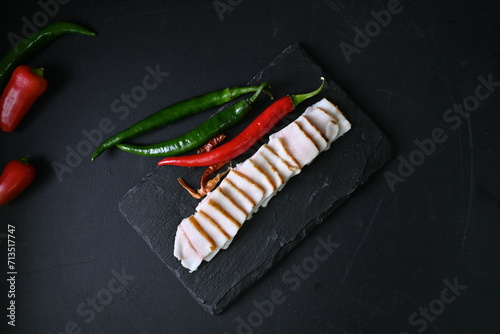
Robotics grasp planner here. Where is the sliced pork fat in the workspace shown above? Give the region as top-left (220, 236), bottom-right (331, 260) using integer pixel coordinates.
top-left (269, 122), bottom-right (320, 167)
top-left (258, 145), bottom-right (296, 190)
top-left (311, 98), bottom-right (351, 138)
top-left (266, 138), bottom-right (301, 176)
top-left (173, 98), bottom-right (351, 271)
top-left (173, 226), bottom-right (204, 272)
top-left (303, 108), bottom-right (340, 148)
top-left (294, 115), bottom-right (329, 152)
top-left (235, 159), bottom-right (276, 207)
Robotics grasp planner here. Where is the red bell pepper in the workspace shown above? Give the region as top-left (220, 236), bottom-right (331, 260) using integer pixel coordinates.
top-left (0, 156), bottom-right (36, 205)
top-left (158, 78), bottom-right (325, 167)
top-left (0, 65), bottom-right (48, 132)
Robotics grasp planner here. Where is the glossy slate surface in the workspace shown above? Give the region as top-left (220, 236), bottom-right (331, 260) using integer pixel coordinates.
top-left (119, 44), bottom-right (392, 315)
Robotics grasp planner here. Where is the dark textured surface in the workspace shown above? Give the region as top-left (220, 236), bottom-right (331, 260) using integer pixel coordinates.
top-left (119, 44), bottom-right (392, 314)
top-left (1, 1), bottom-right (499, 333)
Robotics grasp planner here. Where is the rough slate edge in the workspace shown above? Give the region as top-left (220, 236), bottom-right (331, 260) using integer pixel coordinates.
top-left (119, 44), bottom-right (393, 315)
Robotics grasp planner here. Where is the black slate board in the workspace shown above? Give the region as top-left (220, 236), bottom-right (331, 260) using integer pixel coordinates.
top-left (119, 44), bottom-right (392, 315)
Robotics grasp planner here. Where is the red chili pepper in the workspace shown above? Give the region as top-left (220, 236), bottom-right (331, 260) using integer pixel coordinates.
top-left (0, 65), bottom-right (48, 132)
top-left (0, 156), bottom-right (36, 205)
top-left (158, 78), bottom-right (325, 167)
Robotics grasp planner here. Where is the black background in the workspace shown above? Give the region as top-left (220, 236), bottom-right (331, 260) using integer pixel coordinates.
top-left (1, 0), bottom-right (499, 333)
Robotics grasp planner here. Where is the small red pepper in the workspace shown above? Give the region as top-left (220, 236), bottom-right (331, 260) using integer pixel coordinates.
top-left (0, 65), bottom-right (48, 132)
top-left (0, 156), bottom-right (36, 205)
top-left (158, 78), bottom-right (325, 167)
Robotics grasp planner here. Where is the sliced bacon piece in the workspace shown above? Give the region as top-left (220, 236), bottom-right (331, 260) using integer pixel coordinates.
top-left (224, 169), bottom-right (265, 217)
top-left (234, 159), bottom-right (276, 208)
top-left (173, 225), bottom-right (204, 272)
top-left (179, 216), bottom-right (216, 258)
top-left (219, 178), bottom-right (256, 215)
top-left (294, 115), bottom-right (329, 152)
top-left (249, 153), bottom-right (283, 207)
top-left (311, 98), bottom-right (351, 139)
top-left (269, 122), bottom-right (320, 167)
top-left (258, 144), bottom-right (296, 190)
top-left (173, 98), bottom-right (351, 272)
top-left (303, 107), bottom-right (340, 148)
top-left (266, 137), bottom-right (301, 175)
top-left (192, 211), bottom-right (231, 261)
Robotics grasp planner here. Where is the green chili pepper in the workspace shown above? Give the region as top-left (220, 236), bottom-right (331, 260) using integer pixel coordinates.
top-left (0, 22), bottom-right (96, 90)
top-left (91, 84), bottom-right (272, 161)
top-left (115, 82), bottom-right (272, 157)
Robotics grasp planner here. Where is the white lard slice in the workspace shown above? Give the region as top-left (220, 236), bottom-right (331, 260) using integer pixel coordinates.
top-left (179, 216), bottom-right (215, 259)
top-left (269, 122), bottom-right (320, 168)
top-left (310, 98), bottom-right (351, 139)
top-left (266, 137), bottom-right (301, 177)
top-left (248, 153), bottom-right (283, 207)
top-left (174, 98), bottom-right (351, 272)
top-left (294, 115), bottom-right (329, 152)
top-left (173, 226), bottom-right (203, 272)
top-left (258, 145), bottom-right (296, 189)
top-left (192, 211), bottom-right (231, 261)
top-left (196, 187), bottom-right (247, 226)
top-left (218, 179), bottom-right (256, 216)
top-left (234, 159), bottom-right (276, 208)
top-left (302, 106), bottom-right (340, 148)
top-left (224, 169), bottom-right (265, 218)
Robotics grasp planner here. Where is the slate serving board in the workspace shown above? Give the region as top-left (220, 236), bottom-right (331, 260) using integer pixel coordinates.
top-left (119, 44), bottom-right (392, 315)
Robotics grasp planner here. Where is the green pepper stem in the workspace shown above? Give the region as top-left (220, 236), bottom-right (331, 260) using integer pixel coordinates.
top-left (290, 77), bottom-right (325, 107)
top-left (247, 81), bottom-right (272, 103)
top-left (19, 156), bottom-right (31, 165)
top-left (32, 67), bottom-right (45, 77)
top-left (229, 84), bottom-right (272, 100)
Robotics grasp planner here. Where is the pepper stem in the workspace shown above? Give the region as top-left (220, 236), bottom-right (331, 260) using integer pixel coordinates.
top-left (32, 67), bottom-right (45, 77)
top-left (19, 156), bottom-right (31, 165)
top-left (290, 77), bottom-right (325, 107)
top-left (247, 81), bottom-right (273, 103)
top-left (229, 83), bottom-right (272, 100)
